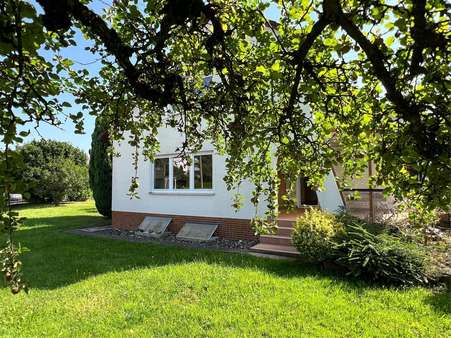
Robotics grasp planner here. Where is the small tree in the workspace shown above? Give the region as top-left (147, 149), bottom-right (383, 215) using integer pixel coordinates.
top-left (89, 117), bottom-right (112, 218)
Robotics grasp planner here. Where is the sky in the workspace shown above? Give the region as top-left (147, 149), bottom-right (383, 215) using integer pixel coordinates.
top-left (21, 1), bottom-right (280, 153)
top-left (20, 0), bottom-right (108, 153)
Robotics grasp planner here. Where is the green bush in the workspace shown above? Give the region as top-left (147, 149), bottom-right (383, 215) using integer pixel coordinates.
top-left (16, 140), bottom-right (90, 204)
top-left (292, 208), bottom-right (344, 261)
top-left (293, 208), bottom-right (431, 286)
top-left (335, 208), bottom-right (385, 235)
top-left (62, 160), bottom-right (91, 202)
top-left (334, 222), bottom-right (429, 286)
top-left (89, 117), bottom-right (112, 217)
top-left (29, 159), bottom-right (90, 205)
top-left (33, 159), bottom-right (68, 204)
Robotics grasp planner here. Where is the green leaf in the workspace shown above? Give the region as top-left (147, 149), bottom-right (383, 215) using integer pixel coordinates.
top-left (386, 36), bottom-right (395, 47)
top-left (271, 61), bottom-right (281, 72)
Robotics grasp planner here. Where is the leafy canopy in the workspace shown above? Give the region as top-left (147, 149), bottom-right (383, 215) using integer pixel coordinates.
top-left (0, 0), bottom-right (450, 292)
top-left (14, 140), bottom-right (89, 204)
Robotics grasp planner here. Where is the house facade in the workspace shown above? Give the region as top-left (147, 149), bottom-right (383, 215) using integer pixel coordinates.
top-left (113, 127), bottom-right (263, 240)
top-left (111, 22), bottom-right (395, 254)
top-left (111, 125), bottom-right (349, 242)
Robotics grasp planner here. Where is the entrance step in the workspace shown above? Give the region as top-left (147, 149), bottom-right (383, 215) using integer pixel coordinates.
top-left (277, 219), bottom-right (296, 228)
top-left (278, 205), bottom-right (318, 222)
top-left (260, 234), bottom-right (292, 246)
top-left (249, 243), bottom-right (300, 258)
top-left (248, 217), bottom-right (300, 258)
top-left (277, 226), bottom-right (294, 237)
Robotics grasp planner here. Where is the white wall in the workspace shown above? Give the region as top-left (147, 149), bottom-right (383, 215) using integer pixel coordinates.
top-left (316, 170), bottom-right (345, 213)
top-left (112, 127), bottom-right (265, 219)
top-left (113, 126), bottom-right (344, 218)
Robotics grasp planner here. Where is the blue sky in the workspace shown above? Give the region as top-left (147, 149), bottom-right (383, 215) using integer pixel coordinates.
top-left (21, 0), bottom-right (108, 152)
top-left (23, 1), bottom-right (279, 153)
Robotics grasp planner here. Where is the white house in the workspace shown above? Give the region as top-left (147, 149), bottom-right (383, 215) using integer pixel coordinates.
top-left (111, 123), bottom-right (359, 255)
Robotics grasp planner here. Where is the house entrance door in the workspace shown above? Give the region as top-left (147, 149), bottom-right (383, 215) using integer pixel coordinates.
top-left (297, 177), bottom-right (318, 206)
top-left (279, 176), bottom-right (318, 209)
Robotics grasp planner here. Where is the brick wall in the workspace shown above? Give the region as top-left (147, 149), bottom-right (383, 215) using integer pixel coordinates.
top-left (112, 211), bottom-right (257, 241)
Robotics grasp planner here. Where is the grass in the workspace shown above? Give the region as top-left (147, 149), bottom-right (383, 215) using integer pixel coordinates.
top-left (0, 201), bottom-right (449, 337)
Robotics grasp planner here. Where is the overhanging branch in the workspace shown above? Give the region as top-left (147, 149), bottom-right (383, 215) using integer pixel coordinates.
top-left (410, 0), bottom-right (427, 74)
top-left (286, 15), bottom-right (329, 114)
top-left (37, 0), bottom-right (171, 105)
top-left (337, 13), bottom-right (415, 119)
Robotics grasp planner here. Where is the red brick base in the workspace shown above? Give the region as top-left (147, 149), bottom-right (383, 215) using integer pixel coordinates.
top-left (112, 211), bottom-right (257, 241)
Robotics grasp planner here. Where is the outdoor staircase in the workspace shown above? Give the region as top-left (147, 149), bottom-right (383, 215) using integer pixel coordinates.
top-left (249, 169), bottom-right (344, 258)
top-left (250, 214), bottom-right (304, 258)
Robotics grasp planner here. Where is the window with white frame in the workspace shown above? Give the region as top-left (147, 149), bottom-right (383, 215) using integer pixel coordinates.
top-left (154, 158), bottom-right (169, 189)
top-left (152, 154), bottom-right (213, 191)
top-left (194, 154), bottom-right (213, 189)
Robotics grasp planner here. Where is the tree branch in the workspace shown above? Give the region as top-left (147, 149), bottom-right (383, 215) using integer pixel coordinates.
top-left (409, 0), bottom-right (427, 74)
top-left (409, 0), bottom-right (447, 75)
top-left (337, 12), bottom-right (414, 119)
top-left (286, 15), bottom-right (329, 114)
top-left (332, 0), bottom-right (446, 161)
top-left (37, 0), bottom-right (170, 105)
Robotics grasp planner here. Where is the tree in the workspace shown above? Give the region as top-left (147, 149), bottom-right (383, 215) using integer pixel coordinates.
top-left (35, 159), bottom-right (90, 205)
top-left (0, 0), bottom-right (449, 292)
top-left (89, 117), bottom-right (112, 218)
top-left (16, 140), bottom-right (89, 203)
top-left (34, 159), bottom-right (68, 205)
top-left (63, 159), bottom-right (91, 202)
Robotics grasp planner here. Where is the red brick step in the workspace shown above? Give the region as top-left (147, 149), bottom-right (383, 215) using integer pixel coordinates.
top-left (277, 219), bottom-right (295, 228)
top-left (260, 234), bottom-right (292, 246)
top-left (248, 211), bottom-right (312, 258)
top-left (277, 226), bottom-right (293, 237)
top-left (249, 243), bottom-right (300, 257)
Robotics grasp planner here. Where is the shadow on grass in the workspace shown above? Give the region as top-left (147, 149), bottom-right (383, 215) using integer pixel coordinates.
top-left (424, 290), bottom-right (451, 315)
top-left (22, 215), bottom-right (107, 228)
top-left (0, 214), bottom-right (359, 291)
top-left (3, 213), bottom-right (444, 316)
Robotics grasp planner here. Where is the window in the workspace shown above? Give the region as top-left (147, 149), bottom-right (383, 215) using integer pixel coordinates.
top-left (194, 155), bottom-right (212, 189)
top-left (154, 158), bottom-right (169, 189)
top-left (152, 154), bottom-right (213, 191)
top-left (173, 158), bottom-right (190, 189)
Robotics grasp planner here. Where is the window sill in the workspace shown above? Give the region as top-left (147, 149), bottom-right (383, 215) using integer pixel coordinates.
top-left (149, 190), bottom-right (215, 196)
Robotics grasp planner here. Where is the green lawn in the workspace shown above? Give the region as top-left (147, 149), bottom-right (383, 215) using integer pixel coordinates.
top-left (1, 201), bottom-right (449, 337)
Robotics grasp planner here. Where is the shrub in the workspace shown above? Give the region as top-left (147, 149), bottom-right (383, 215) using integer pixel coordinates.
top-left (16, 140), bottom-right (90, 203)
top-left (292, 208), bottom-right (344, 261)
top-left (29, 159), bottom-right (90, 205)
top-left (62, 160), bottom-right (91, 201)
top-left (335, 208), bottom-right (385, 235)
top-left (334, 218), bottom-right (430, 286)
top-left (294, 208), bottom-right (431, 286)
top-left (33, 160), bottom-right (68, 204)
top-left (89, 117), bottom-right (112, 217)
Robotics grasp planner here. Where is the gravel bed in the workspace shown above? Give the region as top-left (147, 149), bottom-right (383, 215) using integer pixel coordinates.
top-left (70, 226), bottom-right (258, 252)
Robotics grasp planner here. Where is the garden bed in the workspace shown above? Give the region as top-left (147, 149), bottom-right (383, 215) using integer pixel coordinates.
top-left (70, 225), bottom-right (258, 252)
